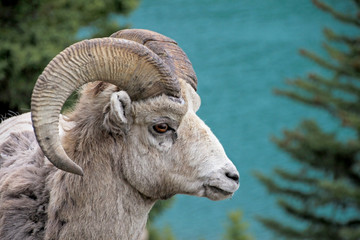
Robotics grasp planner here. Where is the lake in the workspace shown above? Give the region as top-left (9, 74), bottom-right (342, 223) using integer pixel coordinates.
top-left (117, 0), bottom-right (355, 239)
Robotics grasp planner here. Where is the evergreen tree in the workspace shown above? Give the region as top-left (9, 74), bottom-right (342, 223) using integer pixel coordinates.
top-left (255, 0), bottom-right (360, 239)
top-left (0, 0), bottom-right (139, 116)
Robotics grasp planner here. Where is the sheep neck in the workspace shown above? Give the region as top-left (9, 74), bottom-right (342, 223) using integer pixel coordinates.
top-left (45, 128), bottom-right (155, 239)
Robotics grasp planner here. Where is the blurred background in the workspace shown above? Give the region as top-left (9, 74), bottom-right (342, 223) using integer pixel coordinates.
top-left (1, 0), bottom-right (359, 239)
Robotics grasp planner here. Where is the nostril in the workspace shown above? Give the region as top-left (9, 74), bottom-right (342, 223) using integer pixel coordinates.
top-left (225, 172), bottom-right (239, 183)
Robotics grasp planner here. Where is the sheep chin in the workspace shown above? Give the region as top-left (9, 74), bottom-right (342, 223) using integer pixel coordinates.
top-left (203, 185), bottom-right (235, 201)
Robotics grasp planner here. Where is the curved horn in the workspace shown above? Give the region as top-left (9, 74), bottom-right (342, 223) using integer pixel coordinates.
top-left (31, 37), bottom-right (180, 176)
top-left (111, 29), bottom-right (198, 91)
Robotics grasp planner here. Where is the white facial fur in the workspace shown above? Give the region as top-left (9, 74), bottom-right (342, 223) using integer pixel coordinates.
top-left (106, 82), bottom-right (239, 201)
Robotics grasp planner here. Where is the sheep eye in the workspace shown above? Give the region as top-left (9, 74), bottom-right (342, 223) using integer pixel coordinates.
top-left (153, 123), bottom-right (169, 133)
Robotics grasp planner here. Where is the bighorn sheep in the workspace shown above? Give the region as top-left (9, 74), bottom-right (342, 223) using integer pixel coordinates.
top-left (0, 29), bottom-right (239, 239)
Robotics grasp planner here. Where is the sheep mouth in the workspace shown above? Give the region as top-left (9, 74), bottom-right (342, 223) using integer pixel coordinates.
top-left (208, 186), bottom-right (233, 196)
top-left (203, 184), bottom-right (234, 200)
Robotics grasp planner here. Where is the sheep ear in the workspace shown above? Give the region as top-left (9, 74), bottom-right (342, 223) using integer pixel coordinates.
top-left (103, 91), bottom-right (132, 134)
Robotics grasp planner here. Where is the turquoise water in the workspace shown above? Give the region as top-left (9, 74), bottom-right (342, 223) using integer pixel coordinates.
top-left (118, 1), bottom-right (355, 239)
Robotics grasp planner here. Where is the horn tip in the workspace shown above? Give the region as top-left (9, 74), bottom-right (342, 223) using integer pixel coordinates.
top-left (67, 164), bottom-right (84, 176)
top-left (73, 167), bottom-right (84, 176)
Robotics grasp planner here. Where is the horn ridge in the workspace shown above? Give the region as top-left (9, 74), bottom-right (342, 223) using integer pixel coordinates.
top-left (31, 37), bottom-right (180, 175)
top-left (111, 29), bottom-right (198, 91)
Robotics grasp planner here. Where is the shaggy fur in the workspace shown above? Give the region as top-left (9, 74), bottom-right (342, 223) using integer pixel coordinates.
top-left (0, 130), bottom-right (51, 239)
top-left (0, 81), bottom-right (239, 239)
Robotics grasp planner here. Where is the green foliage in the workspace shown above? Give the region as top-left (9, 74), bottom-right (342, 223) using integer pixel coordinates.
top-left (148, 225), bottom-right (176, 240)
top-left (222, 210), bottom-right (254, 240)
top-left (148, 199), bottom-right (175, 223)
top-left (147, 202), bottom-right (254, 240)
top-left (148, 199), bottom-right (177, 240)
top-left (255, 0), bottom-right (360, 239)
top-left (0, 0), bottom-right (139, 116)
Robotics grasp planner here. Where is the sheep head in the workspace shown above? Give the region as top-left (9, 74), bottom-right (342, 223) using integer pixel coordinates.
top-left (98, 80), bottom-right (239, 200)
top-left (31, 29), bottom-right (239, 201)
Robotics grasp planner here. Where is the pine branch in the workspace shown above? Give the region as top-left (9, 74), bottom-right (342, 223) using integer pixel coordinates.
top-left (300, 48), bottom-right (338, 71)
top-left (278, 199), bottom-right (343, 228)
top-left (283, 77), bottom-right (359, 114)
top-left (355, 0), bottom-right (360, 8)
top-left (256, 217), bottom-right (306, 239)
top-left (337, 110), bottom-right (360, 133)
top-left (254, 171), bottom-right (315, 200)
top-left (274, 168), bottom-right (318, 185)
top-left (278, 74), bottom-right (360, 131)
top-left (312, 0), bottom-right (360, 27)
top-left (300, 49), bottom-right (360, 78)
top-left (323, 28), bottom-right (360, 48)
top-left (319, 180), bottom-right (360, 206)
top-left (279, 199), bottom-right (360, 240)
top-left (258, 205), bottom-right (360, 239)
top-left (308, 73), bottom-right (360, 98)
top-left (323, 42), bottom-right (348, 65)
top-left (274, 88), bottom-right (333, 115)
top-left (323, 42), bottom-right (360, 78)
top-left (272, 121), bottom-right (360, 182)
top-left (258, 167), bottom-right (360, 209)
top-left (340, 226), bottom-right (360, 240)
